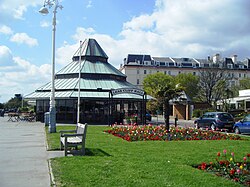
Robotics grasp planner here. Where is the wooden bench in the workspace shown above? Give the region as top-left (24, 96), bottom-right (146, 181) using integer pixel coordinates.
top-left (60, 123), bottom-right (88, 156)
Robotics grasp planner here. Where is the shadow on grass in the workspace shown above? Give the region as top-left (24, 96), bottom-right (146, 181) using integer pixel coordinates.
top-left (85, 148), bottom-right (112, 157)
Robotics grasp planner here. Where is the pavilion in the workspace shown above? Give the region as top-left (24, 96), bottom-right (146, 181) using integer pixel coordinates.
top-left (25, 38), bottom-right (147, 125)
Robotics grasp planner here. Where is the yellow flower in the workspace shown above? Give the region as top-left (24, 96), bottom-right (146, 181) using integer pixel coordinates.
top-left (230, 158), bottom-right (233, 161)
top-left (240, 165), bottom-right (243, 170)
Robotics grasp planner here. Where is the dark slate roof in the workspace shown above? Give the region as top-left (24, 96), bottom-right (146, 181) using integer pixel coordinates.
top-left (126, 54), bottom-right (152, 64)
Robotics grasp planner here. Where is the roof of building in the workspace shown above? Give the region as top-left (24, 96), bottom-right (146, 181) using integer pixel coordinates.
top-left (25, 38), bottom-right (143, 100)
top-left (57, 59), bottom-right (125, 77)
top-left (152, 57), bottom-right (173, 62)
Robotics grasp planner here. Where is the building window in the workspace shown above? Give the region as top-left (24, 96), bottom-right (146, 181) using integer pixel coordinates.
top-left (144, 70), bottom-right (147, 74)
top-left (164, 71), bottom-right (167, 74)
top-left (168, 71), bottom-right (171, 75)
top-left (137, 79), bottom-right (139, 85)
top-left (239, 73), bottom-right (241, 78)
top-left (137, 69), bottom-right (140, 74)
top-left (179, 71), bottom-right (181, 74)
top-left (227, 64), bottom-right (233, 69)
top-left (193, 72), bottom-right (196, 75)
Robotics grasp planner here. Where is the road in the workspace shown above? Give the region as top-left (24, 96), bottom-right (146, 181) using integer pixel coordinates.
top-left (150, 115), bottom-right (195, 128)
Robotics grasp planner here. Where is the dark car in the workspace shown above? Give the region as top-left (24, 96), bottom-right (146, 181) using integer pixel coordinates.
top-left (194, 112), bottom-right (234, 131)
top-left (233, 114), bottom-right (250, 134)
top-left (0, 109), bottom-right (4, 117)
top-left (145, 112), bottom-right (152, 121)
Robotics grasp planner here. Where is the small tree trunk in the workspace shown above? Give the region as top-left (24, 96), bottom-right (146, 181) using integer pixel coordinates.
top-left (164, 100), bottom-right (170, 131)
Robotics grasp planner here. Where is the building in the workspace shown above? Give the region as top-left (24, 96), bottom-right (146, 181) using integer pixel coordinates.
top-left (120, 53), bottom-right (250, 120)
top-left (218, 89), bottom-right (250, 112)
top-left (25, 39), bottom-right (148, 125)
top-left (120, 54), bottom-right (250, 89)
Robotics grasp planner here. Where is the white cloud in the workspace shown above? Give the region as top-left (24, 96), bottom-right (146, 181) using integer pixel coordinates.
top-left (54, 0), bottom-right (250, 71)
top-left (0, 0), bottom-right (39, 20)
top-left (0, 25), bottom-right (13, 35)
top-left (0, 45), bottom-right (14, 66)
top-left (10, 33), bottom-right (38, 47)
top-left (86, 1), bottom-right (92, 8)
top-left (13, 5), bottom-right (27, 20)
top-left (0, 54), bottom-right (51, 103)
top-left (40, 20), bottom-right (50, 28)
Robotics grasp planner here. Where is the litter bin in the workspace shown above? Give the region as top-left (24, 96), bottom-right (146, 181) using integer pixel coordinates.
top-left (44, 112), bottom-right (50, 126)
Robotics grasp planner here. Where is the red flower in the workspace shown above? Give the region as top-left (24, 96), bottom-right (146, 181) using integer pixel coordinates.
top-left (201, 162), bottom-right (207, 170)
top-left (230, 169), bottom-right (235, 175)
top-left (217, 152), bottom-right (221, 157)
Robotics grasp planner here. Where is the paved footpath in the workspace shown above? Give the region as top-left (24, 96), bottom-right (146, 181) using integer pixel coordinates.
top-left (0, 116), bottom-right (51, 187)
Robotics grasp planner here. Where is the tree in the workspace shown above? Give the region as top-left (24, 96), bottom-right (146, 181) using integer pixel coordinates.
top-left (239, 77), bottom-right (250, 89)
top-left (175, 73), bottom-right (199, 101)
top-left (143, 72), bottom-right (183, 130)
top-left (0, 103), bottom-right (4, 109)
top-left (197, 68), bottom-right (230, 108)
top-left (4, 96), bottom-right (28, 110)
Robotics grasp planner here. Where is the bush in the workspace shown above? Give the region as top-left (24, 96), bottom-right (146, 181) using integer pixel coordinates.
top-left (192, 108), bottom-right (215, 118)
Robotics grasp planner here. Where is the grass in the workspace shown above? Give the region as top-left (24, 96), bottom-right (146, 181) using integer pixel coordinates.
top-left (47, 125), bottom-right (250, 187)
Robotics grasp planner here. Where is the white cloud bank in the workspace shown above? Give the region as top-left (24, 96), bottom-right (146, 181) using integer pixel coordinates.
top-left (0, 46), bottom-right (50, 102)
top-left (10, 33), bottom-right (38, 47)
top-left (56, 0), bottom-right (250, 69)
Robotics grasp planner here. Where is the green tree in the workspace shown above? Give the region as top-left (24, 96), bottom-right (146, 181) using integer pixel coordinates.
top-left (239, 77), bottom-right (250, 89)
top-left (143, 72), bottom-right (183, 130)
top-left (0, 103), bottom-right (4, 109)
top-left (175, 73), bottom-right (199, 101)
top-left (4, 96), bottom-right (28, 110)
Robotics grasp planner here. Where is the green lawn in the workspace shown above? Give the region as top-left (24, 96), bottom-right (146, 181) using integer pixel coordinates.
top-left (47, 126), bottom-right (250, 187)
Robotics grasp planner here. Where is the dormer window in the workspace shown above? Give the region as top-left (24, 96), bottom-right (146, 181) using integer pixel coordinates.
top-left (227, 64), bottom-right (233, 69)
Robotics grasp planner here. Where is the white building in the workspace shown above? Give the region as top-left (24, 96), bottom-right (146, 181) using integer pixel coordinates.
top-left (226, 89), bottom-right (250, 111)
top-left (120, 54), bottom-right (250, 89)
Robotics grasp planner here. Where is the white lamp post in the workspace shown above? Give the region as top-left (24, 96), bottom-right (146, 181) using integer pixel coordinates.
top-left (39, 0), bottom-right (63, 133)
top-left (77, 41), bottom-right (82, 124)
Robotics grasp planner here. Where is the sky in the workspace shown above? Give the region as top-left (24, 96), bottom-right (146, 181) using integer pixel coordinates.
top-left (0, 0), bottom-right (250, 103)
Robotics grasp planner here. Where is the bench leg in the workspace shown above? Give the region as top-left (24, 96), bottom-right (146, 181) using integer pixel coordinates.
top-left (60, 141), bottom-right (64, 151)
top-left (64, 138), bottom-right (68, 156)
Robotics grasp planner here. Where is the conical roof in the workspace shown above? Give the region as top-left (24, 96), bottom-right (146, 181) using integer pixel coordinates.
top-left (25, 38), bottom-right (143, 100)
top-left (81, 38), bottom-right (108, 59)
top-left (57, 38), bottom-right (125, 77)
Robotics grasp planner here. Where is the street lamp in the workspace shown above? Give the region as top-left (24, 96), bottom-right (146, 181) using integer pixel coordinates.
top-left (39, 0), bottom-right (63, 133)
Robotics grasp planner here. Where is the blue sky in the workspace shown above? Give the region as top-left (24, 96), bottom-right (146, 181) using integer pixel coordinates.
top-left (0, 0), bottom-right (250, 103)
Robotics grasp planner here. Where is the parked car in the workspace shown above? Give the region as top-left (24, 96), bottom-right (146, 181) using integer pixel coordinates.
top-left (233, 114), bottom-right (250, 134)
top-left (145, 112), bottom-right (152, 121)
top-left (194, 112), bottom-right (234, 131)
top-left (0, 109), bottom-right (4, 117)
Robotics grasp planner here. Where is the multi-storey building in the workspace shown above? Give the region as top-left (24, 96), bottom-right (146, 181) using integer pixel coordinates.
top-left (120, 54), bottom-right (250, 89)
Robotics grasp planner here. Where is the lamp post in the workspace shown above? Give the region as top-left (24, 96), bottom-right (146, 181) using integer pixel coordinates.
top-left (39, 0), bottom-right (63, 133)
top-left (77, 41), bottom-right (82, 124)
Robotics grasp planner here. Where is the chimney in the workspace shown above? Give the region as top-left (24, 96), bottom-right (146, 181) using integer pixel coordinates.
top-left (213, 53), bottom-right (220, 63)
top-left (232, 55), bottom-right (237, 63)
top-left (124, 58), bottom-right (127, 64)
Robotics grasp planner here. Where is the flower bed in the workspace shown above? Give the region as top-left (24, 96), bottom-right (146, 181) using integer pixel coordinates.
top-left (104, 124), bottom-right (243, 142)
top-left (196, 150), bottom-right (250, 186)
